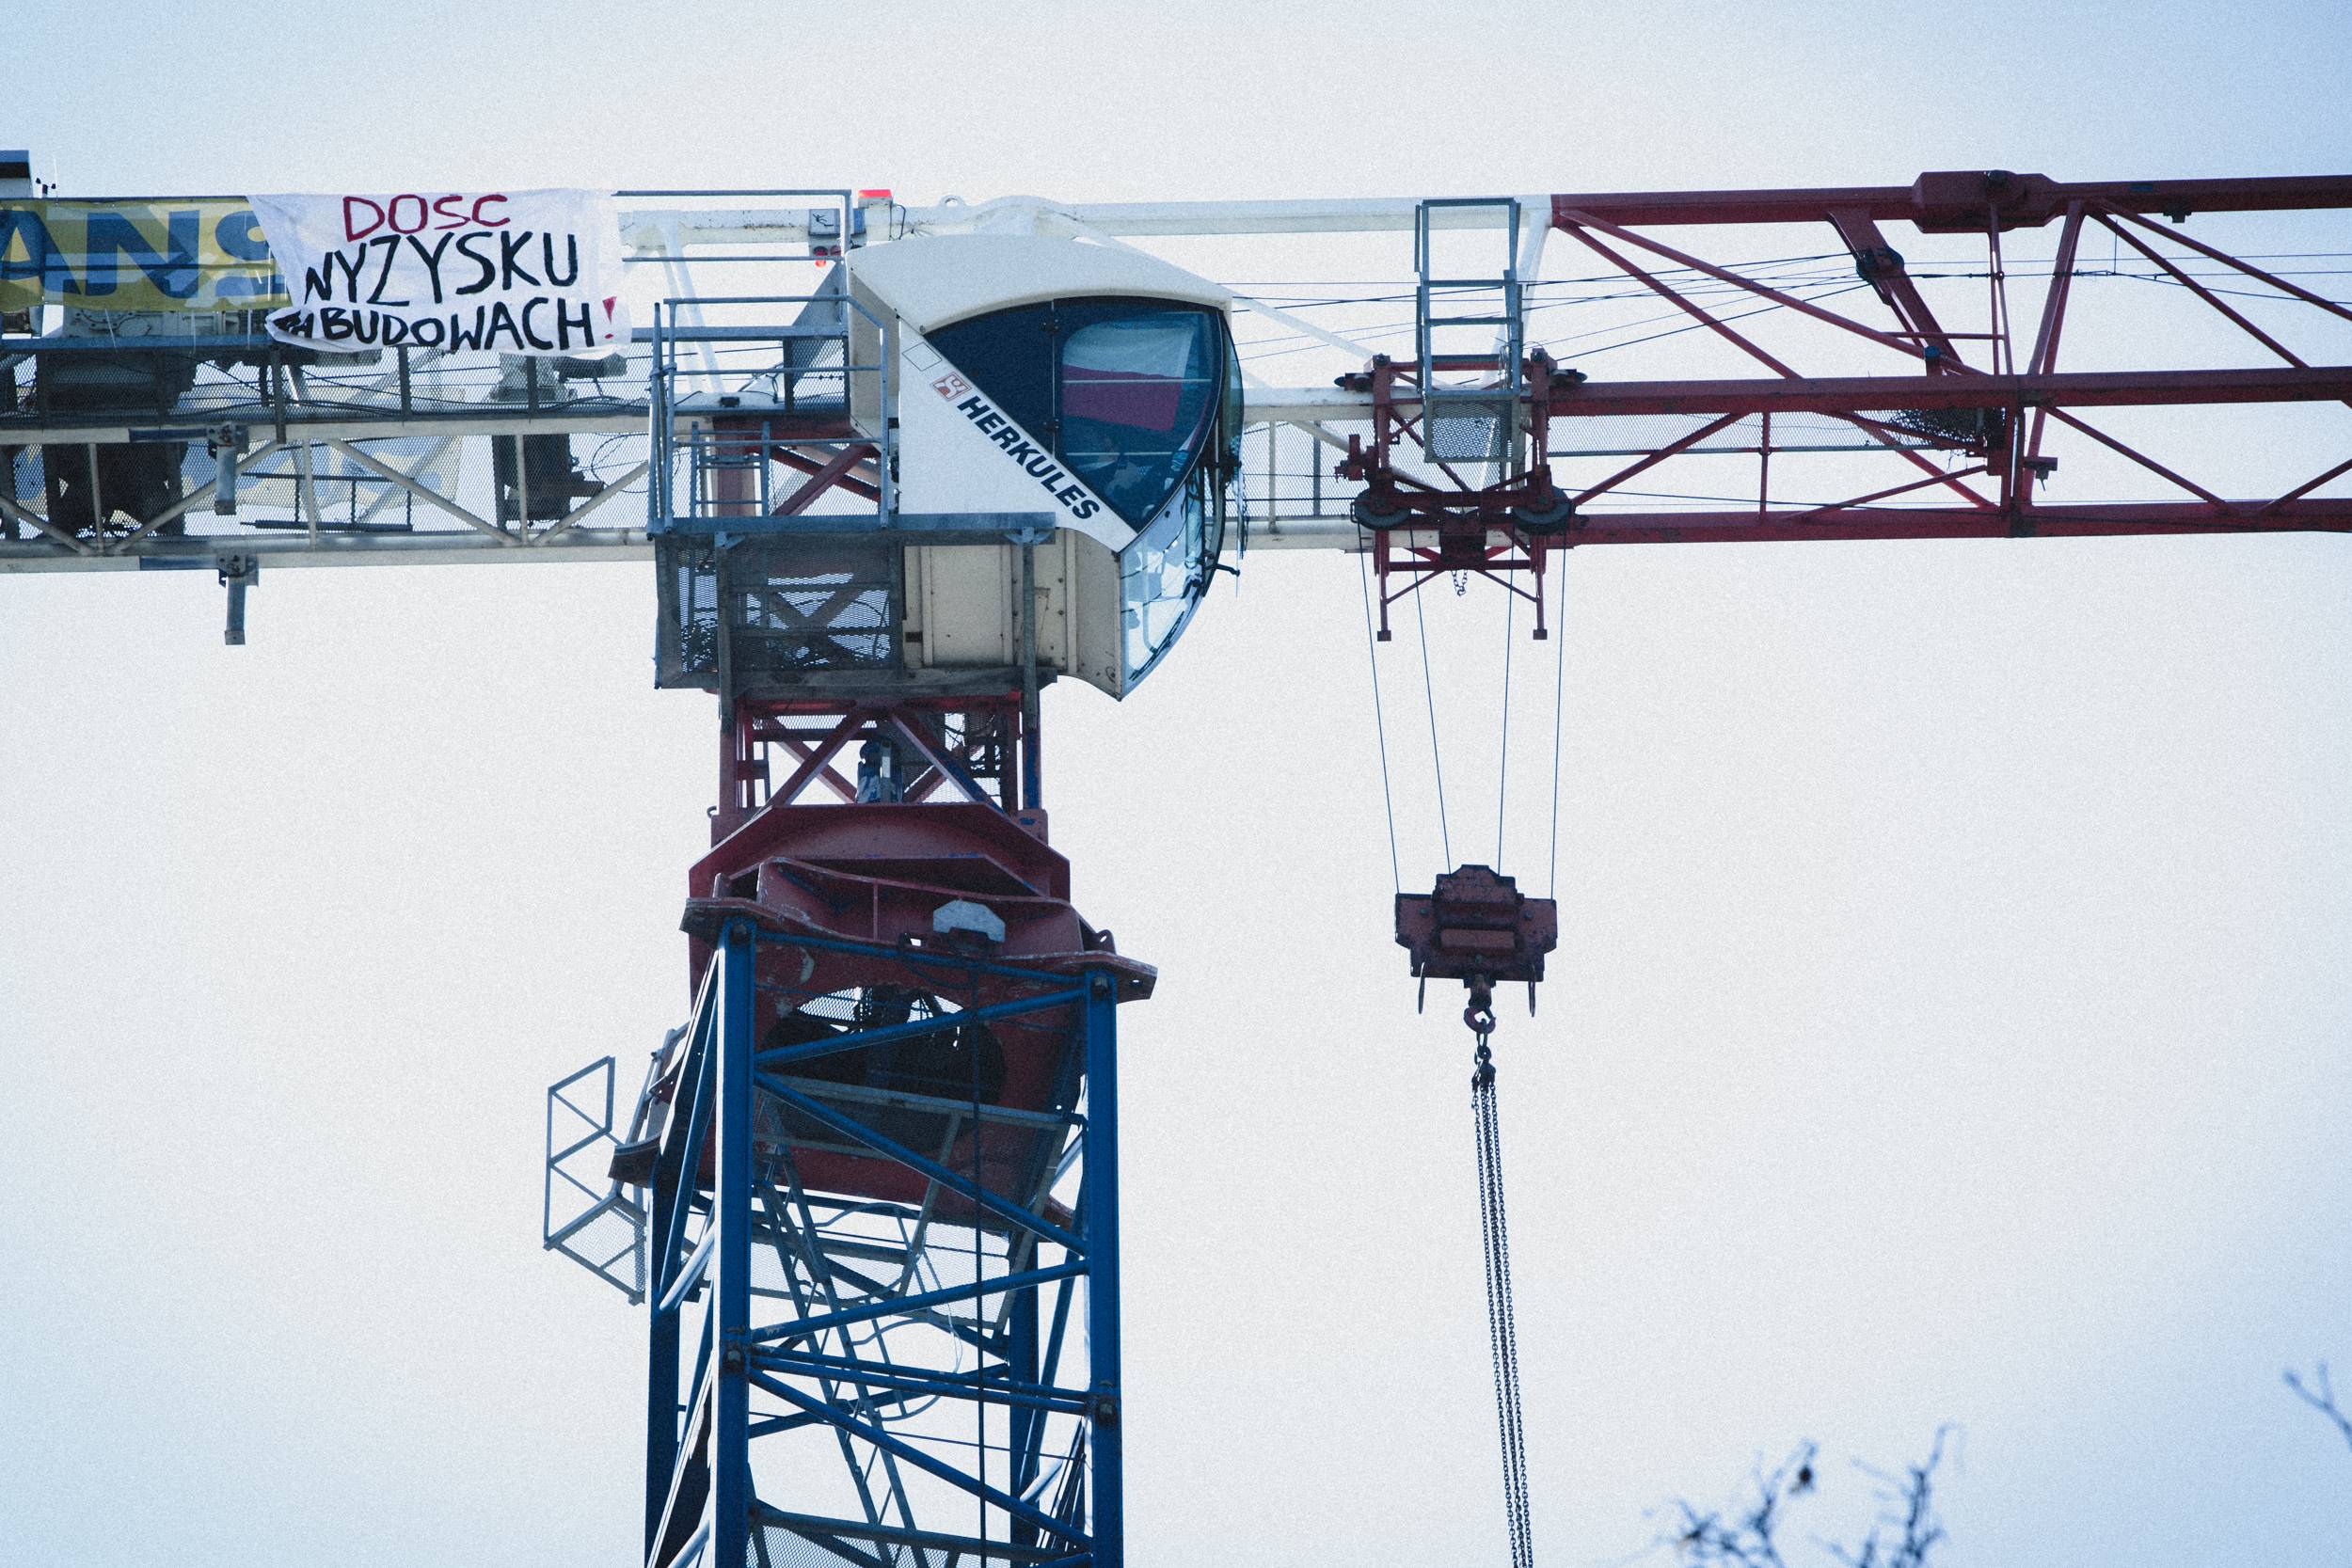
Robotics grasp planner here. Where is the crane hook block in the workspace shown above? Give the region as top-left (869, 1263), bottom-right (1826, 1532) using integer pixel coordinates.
top-left (1395, 864), bottom-right (1559, 1028)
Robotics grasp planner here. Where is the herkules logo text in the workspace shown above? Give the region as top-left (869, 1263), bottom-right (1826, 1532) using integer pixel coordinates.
top-left (939, 385), bottom-right (1105, 522)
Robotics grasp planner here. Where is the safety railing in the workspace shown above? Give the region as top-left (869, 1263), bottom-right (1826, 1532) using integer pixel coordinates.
top-left (647, 289), bottom-right (895, 531)
top-left (543, 1054), bottom-right (649, 1303)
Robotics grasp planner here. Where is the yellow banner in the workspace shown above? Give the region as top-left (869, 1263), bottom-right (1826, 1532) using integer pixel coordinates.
top-left (0, 199), bottom-right (288, 313)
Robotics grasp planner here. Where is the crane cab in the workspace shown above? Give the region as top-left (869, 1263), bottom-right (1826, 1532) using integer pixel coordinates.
top-left (649, 235), bottom-right (1240, 703)
top-left (844, 234), bottom-right (1241, 697)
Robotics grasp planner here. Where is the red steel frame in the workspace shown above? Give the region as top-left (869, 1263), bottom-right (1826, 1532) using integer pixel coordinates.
top-left (699, 411), bottom-right (1040, 846)
top-left (1350, 169), bottom-right (2352, 619)
top-left (1343, 351), bottom-right (1574, 641)
top-left (715, 694), bottom-right (1036, 843)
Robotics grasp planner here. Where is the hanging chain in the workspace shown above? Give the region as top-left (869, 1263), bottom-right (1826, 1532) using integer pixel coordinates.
top-left (1471, 1009), bottom-right (1534, 1568)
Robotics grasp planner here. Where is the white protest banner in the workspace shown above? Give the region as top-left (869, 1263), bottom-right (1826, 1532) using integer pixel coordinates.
top-left (248, 189), bottom-right (629, 356)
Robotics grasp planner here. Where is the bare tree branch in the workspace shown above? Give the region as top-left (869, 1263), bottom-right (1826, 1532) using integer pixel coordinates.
top-left (1661, 1436), bottom-right (1944, 1568)
top-left (1833, 1427), bottom-right (1950, 1568)
top-left (1653, 1366), bottom-right (2349, 1568)
top-left (2285, 1362), bottom-right (2352, 1460)
top-left (1662, 1443), bottom-right (1814, 1568)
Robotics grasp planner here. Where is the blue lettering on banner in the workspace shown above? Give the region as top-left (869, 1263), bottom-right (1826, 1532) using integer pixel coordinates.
top-left (212, 209), bottom-right (279, 300)
top-left (0, 202), bottom-right (286, 309)
top-left (76, 209), bottom-right (199, 299)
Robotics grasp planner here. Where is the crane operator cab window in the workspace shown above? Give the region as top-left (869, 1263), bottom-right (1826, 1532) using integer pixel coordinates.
top-left (925, 296), bottom-right (1240, 685)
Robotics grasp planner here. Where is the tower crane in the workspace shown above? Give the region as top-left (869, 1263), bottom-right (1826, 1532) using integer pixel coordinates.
top-left (7, 154), bottom-right (2351, 1568)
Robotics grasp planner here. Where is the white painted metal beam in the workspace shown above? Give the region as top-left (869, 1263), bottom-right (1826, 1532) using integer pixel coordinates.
top-left (1240, 386), bottom-right (1378, 424)
top-left (622, 195), bottom-right (1551, 250)
top-left (0, 528), bottom-right (655, 573)
top-left (5, 411), bottom-right (648, 446)
top-left (0, 511), bottom-right (1372, 574)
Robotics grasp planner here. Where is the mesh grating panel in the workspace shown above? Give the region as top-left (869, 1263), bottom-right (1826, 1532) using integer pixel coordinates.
top-left (1422, 395), bottom-right (1514, 465)
top-left (659, 537), bottom-right (724, 687)
top-left (655, 538), bottom-right (899, 690)
top-left (733, 540), bottom-right (897, 675)
top-left (751, 1515), bottom-right (1062, 1568)
top-left (1547, 409), bottom-right (1942, 458)
top-left (553, 1203), bottom-right (646, 1297)
top-left (564, 1207), bottom-right (644, 1271)
top-left (751, 1518), bottom-right (884, 1568)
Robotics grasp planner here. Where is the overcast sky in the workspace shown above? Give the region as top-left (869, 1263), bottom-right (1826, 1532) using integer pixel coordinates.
top-left (5, 4), bottom-right (2351, 1566)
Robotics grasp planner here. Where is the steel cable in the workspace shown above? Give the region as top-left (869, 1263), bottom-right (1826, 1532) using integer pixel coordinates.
top-left (1414, 586), bottom-right (1453, 867)
top-left (1358, 538), bottom-right (1404, 895)
top-left (1473, 1037), bottom-right (1534, 1568)
top-left (1497, 582), bottom-right (1516, 868)
top-left (1547, 556), bottom-right (1568, 900)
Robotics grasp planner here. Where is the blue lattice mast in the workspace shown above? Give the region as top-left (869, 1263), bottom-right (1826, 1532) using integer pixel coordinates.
top-left (632, 793), bottom-right (1148, 1568)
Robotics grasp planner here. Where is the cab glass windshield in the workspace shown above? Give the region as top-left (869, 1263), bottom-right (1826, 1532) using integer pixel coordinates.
top-left (926, 295), bottom-right (1233, 686)
top-left (927, 299), bottom-right (1224, 528)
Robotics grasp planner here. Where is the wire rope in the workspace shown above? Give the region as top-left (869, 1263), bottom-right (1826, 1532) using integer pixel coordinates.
top-left (1414, 584), bottom-right (1454, 868)
top-left (1473, 1035), bottom-right (1534, 1568)
top-left (1496, 576), bottom-right (1516, 869)
top-left (1232, 252), bottom-right (2352, 371)
top-left (1358, 537), bottom-right (1405, 895)
top-left (1547, 553), bottom-right (1569, 902)
top-left (1237, 276), bottom-right (1886, 368)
